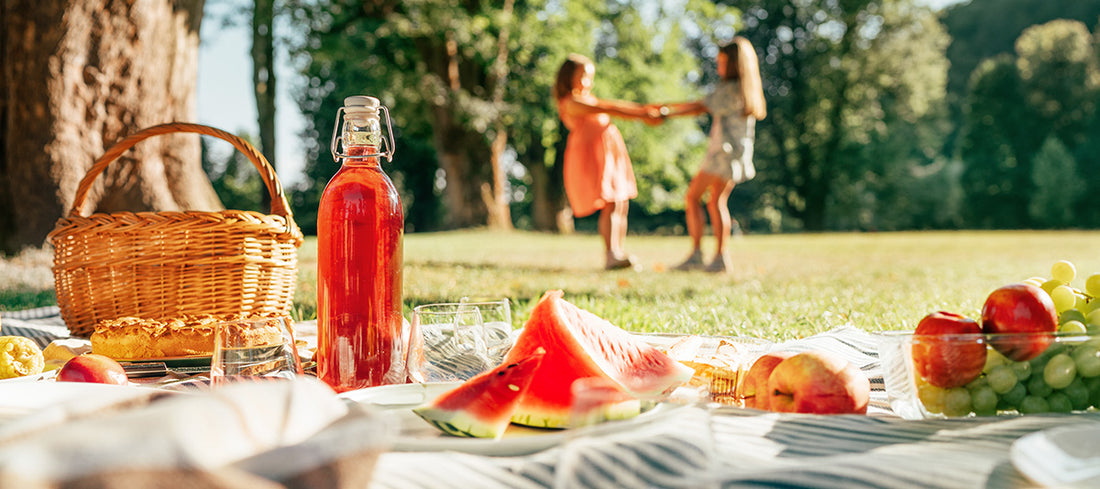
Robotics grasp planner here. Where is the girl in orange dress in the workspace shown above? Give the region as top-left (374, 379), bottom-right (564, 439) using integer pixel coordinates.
top-left (553, 54), bottom-right (661, 270)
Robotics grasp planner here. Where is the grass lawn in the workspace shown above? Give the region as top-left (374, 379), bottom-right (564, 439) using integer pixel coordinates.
top-left (6, 230), bottom-right (1100, 341)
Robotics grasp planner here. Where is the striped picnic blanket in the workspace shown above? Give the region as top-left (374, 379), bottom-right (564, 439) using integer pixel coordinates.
top-left (4, 309), bottom-right (1096, 488)
top-left (364, 326), bottom-right (1098, 489)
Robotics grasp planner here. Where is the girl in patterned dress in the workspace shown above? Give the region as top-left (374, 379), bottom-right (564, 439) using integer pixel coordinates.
top-left (660, 37), bottom-right (767, 273)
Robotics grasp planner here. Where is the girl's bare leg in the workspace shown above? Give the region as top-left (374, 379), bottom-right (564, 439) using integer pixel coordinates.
top-left (683, 174), bottom-right (707, 252)
top-left (601, 201), bottom-right (634, 269)
top-left (704, 177), bottom-right (736, 272)
top-left (613, 199), bottom-right (629, 258)
top-left (598, 203), bottom-right (613, 256)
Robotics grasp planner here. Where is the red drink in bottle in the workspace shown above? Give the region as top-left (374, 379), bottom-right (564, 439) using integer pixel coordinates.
top-left (316, 96), bottom-right (404, 392)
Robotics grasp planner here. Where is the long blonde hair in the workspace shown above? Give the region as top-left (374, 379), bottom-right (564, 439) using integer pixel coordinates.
top-left (553, 53), bottom-right (593, 100)
top-left (721, 37), bottom-right (766, 120)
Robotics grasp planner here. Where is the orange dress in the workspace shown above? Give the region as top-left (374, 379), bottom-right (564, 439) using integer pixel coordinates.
top-left (558, 96), bottom-right (637, 218)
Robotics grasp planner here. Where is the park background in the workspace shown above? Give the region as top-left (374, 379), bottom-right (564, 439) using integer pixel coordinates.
top-left (4, 0), bottom-right (1100, 337)
top-left (197, 0), bottom-right (1100, 237)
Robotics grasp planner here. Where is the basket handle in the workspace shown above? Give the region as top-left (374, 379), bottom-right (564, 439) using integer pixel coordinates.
top-left (68, 122), bottom-right (294, 220)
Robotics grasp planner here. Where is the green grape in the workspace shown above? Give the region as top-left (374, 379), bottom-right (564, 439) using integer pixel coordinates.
top-left (1041, 279), bottom-right (1064, 294)
top-left (1071, 344), bottom-right (1100, 377)
top-left (1044, 353), bottom-right (1077, 389)
top-left (1081, 298), bottom-right (1100, 315)
top-left (1009, 361), bottom-right (1031, 383)
top-left (1060, 320), bottom-right (1088, 335)
top-left (966, 376), bottom-right (989, 389)
top-left (1086, 273), bottom-right (1100, 297)
top-left (1030, 343), bottom-right (1068, 369)
top-left (1083, 377), bottom-right (1100, 408)
top-left (1046, 392), bottom-right (1073, 413)
top-left (1024, 278), bottom-right (1045, 288)
top-left (969, 385), bottom-right (998, 416)
top-left (943, 388), bottom-right (972, 417)
top-left (1061, 379), bottom-right (1090, 410)
top-left (1087, 308), bottom-right (1100, 327)
top-left (999, 382), bottom-right (1028, 409)
top-left (1052, 260), bottom-right (1077, 284)
top-left (1059, 309), bottom-right (1087, 325)
top-left (1027, 374), bottom-right (1054, 397)
top-left (982, 348), bottom-right (1008, 373)
top-left (986, 365), bottom-right (1018, 394)
top-left (1018, 395), bottom-right (1050, 414)
top-left (1076, 295), bottom-right (1090, 313)
top-left (1051, 285), bottom-right (1078, 313)
top-left (917, 382), bottom-right (946, 414)
top-left (1028, 356), bottom-right (1050, 376)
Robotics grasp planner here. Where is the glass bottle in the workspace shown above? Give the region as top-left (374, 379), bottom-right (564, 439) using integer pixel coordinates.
top-left (316, 95), bottom-right (404, 392)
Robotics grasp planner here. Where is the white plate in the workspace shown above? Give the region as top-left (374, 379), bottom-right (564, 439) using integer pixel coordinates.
top-left (339, 381), bottom-right (680, 456)
top-left (0, 369), bottom-right (57, 384)
top-left (1011, 424), bottom-right (1100, 488)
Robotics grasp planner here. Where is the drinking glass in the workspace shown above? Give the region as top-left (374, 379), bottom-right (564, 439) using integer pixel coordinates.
top-left (459, 297), bottom-right (513, 364)
top-left (567, 377), bottom-right (642, 430)
top-left (408, 304), bottom-right (490, 382)
top-left (210, 316), bottom-right (303, 386)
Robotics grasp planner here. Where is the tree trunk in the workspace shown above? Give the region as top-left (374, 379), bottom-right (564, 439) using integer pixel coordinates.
top-left (252, 0), bottom-right (275, 212)
top-left (482, 124), bottom-right (512, 229)
top-left (0, 0), bottom-right (218, 254)
top-left (482, 0), bottom-right (514, 231)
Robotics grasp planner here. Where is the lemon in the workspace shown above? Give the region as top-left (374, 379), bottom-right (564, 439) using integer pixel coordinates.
top-left (0, 336), bottom-right (46, 379)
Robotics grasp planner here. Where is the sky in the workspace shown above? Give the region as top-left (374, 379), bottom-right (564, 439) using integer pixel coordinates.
top-left (195, 0), bottom-right (968, 187)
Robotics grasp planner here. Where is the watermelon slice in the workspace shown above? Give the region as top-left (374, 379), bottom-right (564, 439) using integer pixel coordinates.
top-left (503, 290), bottom-right (694, 428)
top-left (412, 349), bottom-right (544, 439)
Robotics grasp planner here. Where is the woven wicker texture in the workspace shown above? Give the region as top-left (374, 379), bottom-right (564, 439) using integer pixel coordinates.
top-left (48, 123), bottom-right (304, 337)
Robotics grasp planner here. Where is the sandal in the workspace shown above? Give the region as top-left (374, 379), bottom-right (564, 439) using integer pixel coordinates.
top-left (672, 249), bottom-right (705, 271)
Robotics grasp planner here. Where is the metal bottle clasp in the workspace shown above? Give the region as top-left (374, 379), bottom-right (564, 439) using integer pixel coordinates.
top-left (329, 104), bottom-right (396, 163)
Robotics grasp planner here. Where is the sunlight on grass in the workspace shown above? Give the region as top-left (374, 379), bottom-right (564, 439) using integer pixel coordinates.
top-left (7, 230), bottom-right (1100, 341)
top-left (397, 229), bottom-right (1100, 341)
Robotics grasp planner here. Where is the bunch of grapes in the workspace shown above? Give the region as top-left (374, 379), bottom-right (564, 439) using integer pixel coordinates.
top-left (914, 260), bottom-right (1100, 417)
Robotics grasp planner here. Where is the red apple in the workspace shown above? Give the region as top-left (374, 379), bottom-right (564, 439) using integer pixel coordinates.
top-left (767, 351), bottom-right (870, 415)
top-left (981, 283), bottom-right (1057, 361)
top-left (741, 351), bottom-right (795, 409)
top-left (57, 354), bottom-right (128, 385)
top-left (911, 311), bottom-right (987, 388)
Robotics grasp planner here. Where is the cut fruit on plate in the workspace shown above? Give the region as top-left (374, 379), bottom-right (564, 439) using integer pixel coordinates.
top-left (501, 290), bottom-right (694, 428)
top-left (339, 381), bottom-right (681, 457)
top-left (412, 349), bottom-right (544, 440)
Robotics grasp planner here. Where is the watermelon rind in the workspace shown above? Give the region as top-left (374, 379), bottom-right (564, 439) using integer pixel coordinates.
top-left (511, 397), bottom-right (641, 428)
top-left (503, 291), bottom-right (694, 428)
top-left (411, 350), bottom-right (544, 439)
top-left (413, 407), bottom-right (504, 438)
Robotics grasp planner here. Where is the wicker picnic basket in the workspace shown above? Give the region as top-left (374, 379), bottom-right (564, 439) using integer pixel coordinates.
top-left (48, 122), bottom-right (304, 338)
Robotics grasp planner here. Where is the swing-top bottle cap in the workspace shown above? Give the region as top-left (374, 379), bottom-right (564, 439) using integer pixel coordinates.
top-left (343, 95), bottom-right (381, 125)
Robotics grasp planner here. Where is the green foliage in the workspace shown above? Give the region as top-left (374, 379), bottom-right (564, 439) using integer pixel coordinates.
top-left (285, 0), bottom-right (732, 231)
top-left (1029, 137), bottom-right (1083, 227)
top-left (941, 0), bottom-right (1100, 112)
top-left (730, 0), bottom-right (951, 231)
top-left (273, 0), bottom-right (1100, 233)
top-left (959, 55), bottom-right (1027, 228)
top-left (201, 136), bottom-right (265, 213)
top-left (959, 20), bottom-right (1100, 228)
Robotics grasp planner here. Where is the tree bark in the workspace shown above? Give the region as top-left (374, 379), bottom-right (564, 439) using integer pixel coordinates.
top-left (0, 0), bottom-right (218, 254)
top-left (252, 0), bottom-right (275, 212)
top-left (482, 0), bottom-right (514, 231)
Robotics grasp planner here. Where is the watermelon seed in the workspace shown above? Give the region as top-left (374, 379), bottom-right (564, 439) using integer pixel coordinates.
top-left (508, 383), bottom-right (520, 391)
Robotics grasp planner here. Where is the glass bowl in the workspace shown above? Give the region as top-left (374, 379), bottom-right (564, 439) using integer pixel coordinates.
top-left (878, 331), bottom-right (1100, 419)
